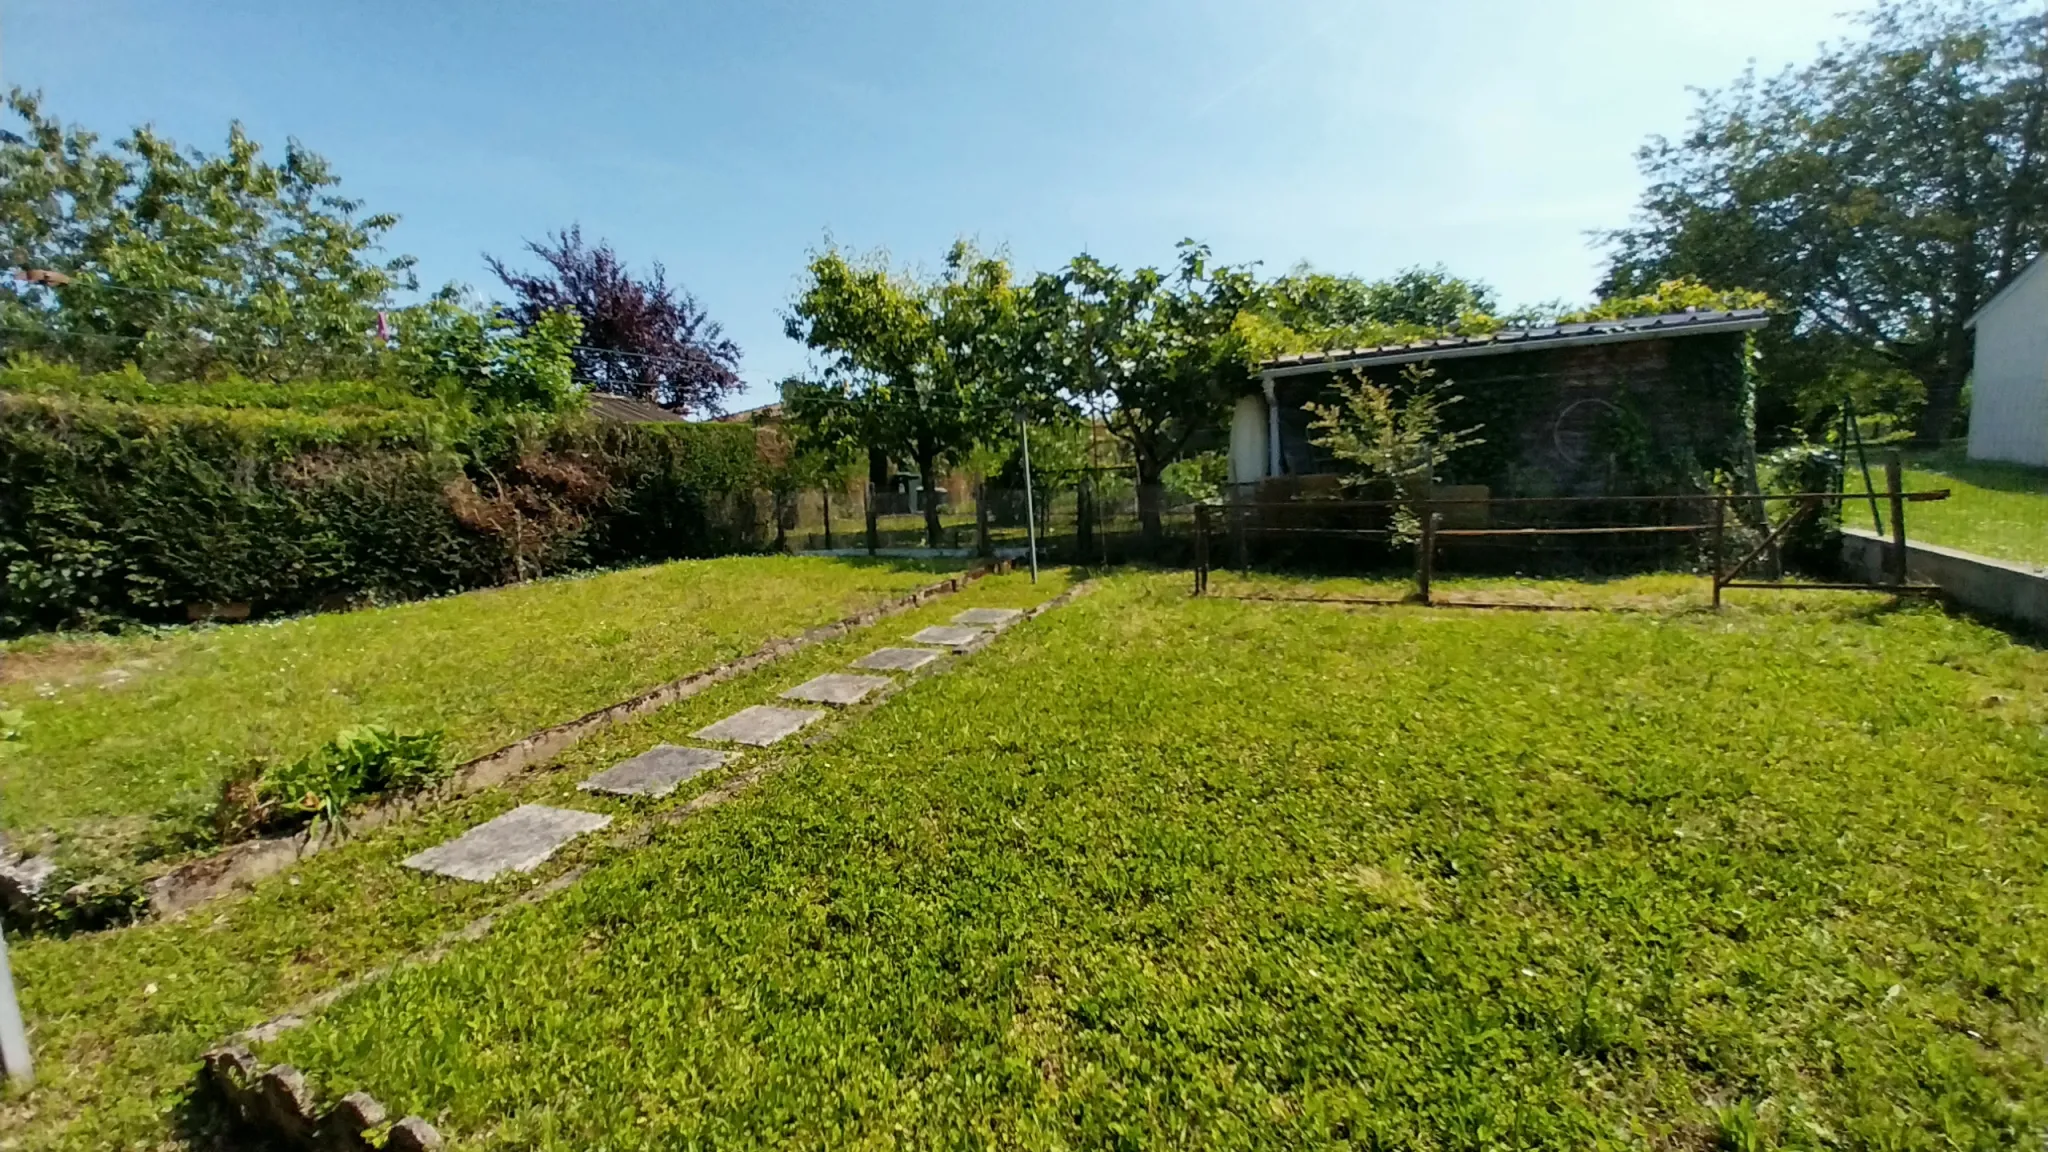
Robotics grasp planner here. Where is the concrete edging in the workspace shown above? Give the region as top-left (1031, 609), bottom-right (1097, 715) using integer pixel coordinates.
top-left (1840, 528), bottom-right (2048, 631)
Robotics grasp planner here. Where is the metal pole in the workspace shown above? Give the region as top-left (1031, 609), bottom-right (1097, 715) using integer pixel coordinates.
top-left (1886, 450), bottom-right (1908, 587)
top-left (1018, 409), bottom-right (1039, 583)
top-left (821, 486), bottom-right (833, 551)
top-left (1417, 508), bottom-right (1439, 606)
top-left (0, 917), bottom-right (31, 1088)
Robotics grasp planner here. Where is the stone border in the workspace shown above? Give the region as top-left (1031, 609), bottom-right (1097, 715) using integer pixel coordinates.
top-left (139, 562), bottom-right (1012, 919)
top-left (202, 1046), bottom-right (443, 1151)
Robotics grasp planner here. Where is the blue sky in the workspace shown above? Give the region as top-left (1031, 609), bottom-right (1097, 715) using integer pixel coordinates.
top-left (6, 1), bottom-right (1853, 409)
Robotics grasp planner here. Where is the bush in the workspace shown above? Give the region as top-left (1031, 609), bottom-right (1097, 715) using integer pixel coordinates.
top-left (241, 725), bottom-right (451, 835)
top-left (0, 385), bottom-right (769, 634)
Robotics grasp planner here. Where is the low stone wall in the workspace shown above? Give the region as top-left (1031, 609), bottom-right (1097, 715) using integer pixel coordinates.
top-left (1841, 528), bottom-right (2048, 632)
top-left (202, 1046), bottom-right (442, 1150)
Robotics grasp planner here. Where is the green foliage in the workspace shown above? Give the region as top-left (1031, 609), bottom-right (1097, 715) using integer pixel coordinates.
top-left (247, 726), bottom-right (448, 834)
top-left (1265, 264), bottom-right (1498, 332)
top-left (0, 389), bottom-right (769, 634)
top-left (1306, 364), bottom-right (1485, 538)
top-left (1563, 278), bottom-right (1773, 323)
top-left (0, 357), bottom-right (439, 414)
top-left (1602, 1), bottom-right (2048, 442)
top-left (0, 88), bottom-right (415, 381)
top-left (389, 294), bottom-right (584, 416)
top-left (1160, 450), bottom-right (1228, 502)
top-left (784, 241), bottom-right (1025, 546)
top-left (1032, 241), bottom-right (1258, 540)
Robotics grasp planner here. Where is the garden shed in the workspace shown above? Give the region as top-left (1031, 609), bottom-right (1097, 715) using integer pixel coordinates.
top-left (1229, 309), bottom-right (1771, 500)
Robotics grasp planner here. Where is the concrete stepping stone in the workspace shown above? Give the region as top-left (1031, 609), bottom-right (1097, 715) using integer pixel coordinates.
top-left (852, 647), bottom-right (943, 673)
top-left (693, 705), bottom-right (824, 747)
top-left (910, 625), bottom-right (987, 649)
top-left (953, 607), bottom-right (1024, 628)
top-left (782, 672), bottom-right (892, 707)
top-left (579, 745), bottom-right (733, 798)
top-left (402, 805), bottom-right (611, 882)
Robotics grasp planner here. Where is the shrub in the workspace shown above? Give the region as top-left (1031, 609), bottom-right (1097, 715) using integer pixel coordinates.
top-left (0, 385), bottom-right (768, 634)
top-left (245, 725), bottom-right (450, 834)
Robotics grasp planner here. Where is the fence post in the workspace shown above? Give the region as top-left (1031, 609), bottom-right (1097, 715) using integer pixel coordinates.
top-left (821, 486), bottom-right (834, 551)
top-left (1417, 507), bottom-right (1439, 606)
top-left (864, 481), bottom-right (879, 557)
top-left (975, 482), bottom-right (992, 558)
top-left (1885, 450), bottom-right (1907, 586)
top-left (1194, 504), bottom-right (1210, 595)
top-left (1710, 496), bottom-right (1725, 610)
top-left (1076, 477), bottom-right (1095, 561)
top-left (0, 917), bottom-right (30, 1088)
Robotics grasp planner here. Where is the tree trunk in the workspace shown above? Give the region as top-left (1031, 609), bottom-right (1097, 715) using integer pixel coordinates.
top-left (918, 447), bottom-right (943, 549)
top-left (1136, 459), bottom-right (1165, 555)
top-left (1916, 356), bottom-right (1972, 446)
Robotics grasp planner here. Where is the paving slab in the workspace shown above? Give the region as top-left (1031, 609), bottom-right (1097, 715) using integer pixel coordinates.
top-left (953, 607), bottom-right (1024, 628)
top-left (579, 745), bottom-right (734, 798)
top-left (782, 672), bottom-right (893, 706)
top-left (910, 625), bottom-right (987, 649)
top-left (851, 646), bottom-right (944, 673)
top-left (693, 705), bottom-right (825, 747)
top-left (402, 805), bottom-right (612, 882)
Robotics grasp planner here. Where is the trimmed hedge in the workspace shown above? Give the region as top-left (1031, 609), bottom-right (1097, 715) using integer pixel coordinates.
top-left (0, 393), bottom-right (768, 634)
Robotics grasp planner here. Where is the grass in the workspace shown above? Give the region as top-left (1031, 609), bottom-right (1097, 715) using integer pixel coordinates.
top-left (0, 555), bottom-right (956, 865)
top-left (1844, 444), bottom-right (2048, 569)
top-left (0, 569), bottom-right (1073, 1150)
top-left (189, 573), bottom-right (2048, 1150)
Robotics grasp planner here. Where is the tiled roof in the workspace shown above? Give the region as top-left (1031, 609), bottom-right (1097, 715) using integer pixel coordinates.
top-left (587, 392), bottom-right (688, 423)
top-left (1259, 308), bottom-right (1771, 374)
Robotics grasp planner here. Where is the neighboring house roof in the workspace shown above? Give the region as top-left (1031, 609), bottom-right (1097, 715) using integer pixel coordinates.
top-left (587, 392), bottom-right (688, 423)
top-left (1966, 253), bottom-right (2047, 329)
top-left (1258, 308), bottom-right (1772, 380)
top-left (714, 402), bottom-right (783, 424)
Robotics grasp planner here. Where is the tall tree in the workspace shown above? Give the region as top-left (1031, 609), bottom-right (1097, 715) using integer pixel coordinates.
top-left (783, 241), bottom-right (1020, 547)
top-left (1033, 241), bottom-right (1259, 547)
top-left (0, 89), bottom-right (414, 380)
top-left (1602, 0), bottom-right (2048, 443)
top-left (489, 226), bottom-right (741, 414)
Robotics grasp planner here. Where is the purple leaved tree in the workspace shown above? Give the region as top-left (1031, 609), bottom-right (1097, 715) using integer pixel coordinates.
top-left (488, 226), bottom-right (742, 414)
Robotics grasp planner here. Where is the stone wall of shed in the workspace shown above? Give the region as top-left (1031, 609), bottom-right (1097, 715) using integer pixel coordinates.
top-left (1271, 332), bottom-right (1756, 498)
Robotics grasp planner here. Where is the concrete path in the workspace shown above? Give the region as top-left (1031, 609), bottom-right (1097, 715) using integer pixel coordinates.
top-left (579, 746), bottom-right (734, 798)
top-left (693, 705), bottom-right (826, 747)
top-left (910, 625), bottom-right (986, 650)
top-left (852, 647), bottom-right (942, 673)
top-left (782, 673), bottom-right (892, 706)
top-left (403, 805), bottom-right (612, 882)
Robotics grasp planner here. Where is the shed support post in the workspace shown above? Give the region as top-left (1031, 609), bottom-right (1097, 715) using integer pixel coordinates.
top-left (1262, 374), bottom-right (1282, 479)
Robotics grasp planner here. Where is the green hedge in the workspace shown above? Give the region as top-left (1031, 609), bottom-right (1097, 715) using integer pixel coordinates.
top-left (0, 393), bottom-right (768, 634)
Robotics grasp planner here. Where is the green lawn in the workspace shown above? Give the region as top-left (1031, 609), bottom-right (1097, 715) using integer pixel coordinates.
top-left (1, 570), bottom-right (1073, 1150)
top-left (195, 574), bottom-right (2048, 1150)
top-left (0, 555), bottom-right (954, 864)
top-left (1844, 445), bottom-right (2048, 569)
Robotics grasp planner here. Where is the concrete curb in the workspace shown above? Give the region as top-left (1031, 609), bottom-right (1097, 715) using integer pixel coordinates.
top-left (1841, 528), bottom-right (2048, 633)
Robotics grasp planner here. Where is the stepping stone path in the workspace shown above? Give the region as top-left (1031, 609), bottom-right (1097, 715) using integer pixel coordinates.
top-left (694, 704), bottom-right (825, 747)
top-left (910, 624), bottom-right (987, 650)
top-left (852, 647), bottom-right (943, 673)
top-left (579, 745), bottom-right (733, 798)
top-left (782, 672), bottom-right (892, 707)
top-left (400, 600), bottom-right (1040, 893)
top-left (403, 805), bottom-right (611, 882)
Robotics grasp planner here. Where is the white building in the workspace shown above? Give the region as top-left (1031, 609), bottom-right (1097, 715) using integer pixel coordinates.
top-left (1967, 255), bottom-right (2048, 467)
